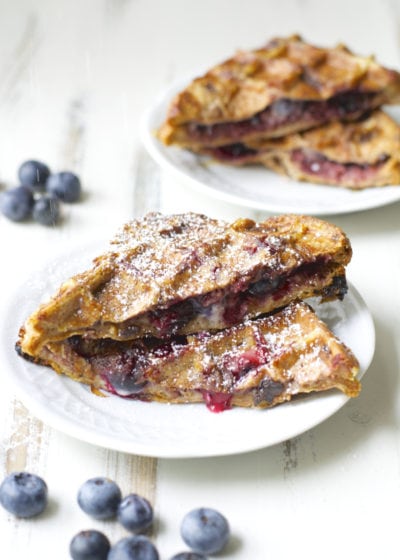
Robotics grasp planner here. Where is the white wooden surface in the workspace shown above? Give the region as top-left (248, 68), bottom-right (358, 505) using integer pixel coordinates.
top-left (0, 1), bottom-right (400, 558)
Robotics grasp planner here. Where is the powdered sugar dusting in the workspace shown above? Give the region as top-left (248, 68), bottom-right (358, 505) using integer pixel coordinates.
top-left (88, 213), bottom-right (342, 339)
top-left (82, 300), bottom-right (359, 409)
top-left (108, 212), bottom-right (289, 299)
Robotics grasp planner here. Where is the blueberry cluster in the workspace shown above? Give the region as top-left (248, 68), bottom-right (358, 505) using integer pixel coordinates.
top-left (0, 159), bottom-right (82, 226)
top-left (0, 472), bottom-right (231, 560)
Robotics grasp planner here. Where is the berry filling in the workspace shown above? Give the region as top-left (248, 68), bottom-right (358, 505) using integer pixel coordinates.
top-left (254, 378), bottom-right (285, 405)
top-left (70, 337), bottom-right (151, 397)
top-left (290, 149), bottom-right (389, 183)
top-left (66, 318), bottom-right (287, 412)
top-left (211, 143), bottom-right (258, 163)
top-left (200, 391), bottom-right (233, 413)
top-left (220, 348), bottom-right (266, 379)
top-left (186, 90), bottom-right (377, 143)
top-left (127, 259), bottom-right (346, 337)
top-left (94, 356), bottom-right (149, 397)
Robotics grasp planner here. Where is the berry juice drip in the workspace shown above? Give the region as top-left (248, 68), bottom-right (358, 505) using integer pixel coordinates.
top-left (200, 391), bottom-right (232, 413)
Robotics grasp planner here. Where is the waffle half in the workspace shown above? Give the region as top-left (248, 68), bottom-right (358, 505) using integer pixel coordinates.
top-left (17, 301), bottom-right (360, 410)
top-left (158, 35), bottom-right (400, 149)
top-left (17, 213), bottom-right (352, 361)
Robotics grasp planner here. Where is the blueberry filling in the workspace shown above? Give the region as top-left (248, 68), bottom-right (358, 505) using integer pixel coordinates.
top-left (69, 336), bottom-right (188, 398)
top-left (123, 258), bottom-right (345, 336)
top-left (211, 143), bottom-right (258, 161)
top-left (320, 275), bottom-right (348, 300)
top-left (220, 348), bottom-right (266, 378)
top-left (207, 142), bottom-right (390, 186)
top-left (200, 391), bottom-right (233, 413)
top-left (67, 329), bottom-right (285, 411)
top-left (186, 90), bottom-right (377, 142)
top-left (248, 277), bottom-right (280, 296)
top-left (291, 148), bottom-right (389, 182)
top-left (70, 337), bottom-right (151, 396)
top-left (253, 378), bottom-right (285, 405)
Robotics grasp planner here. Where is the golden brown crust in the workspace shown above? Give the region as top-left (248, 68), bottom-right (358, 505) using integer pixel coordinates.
top-left (18, 302), bottom-right (360, 409)
top-left (158, 35), bottom-right (400, 147)
top-left (18, 213), bottom-right (352, 359)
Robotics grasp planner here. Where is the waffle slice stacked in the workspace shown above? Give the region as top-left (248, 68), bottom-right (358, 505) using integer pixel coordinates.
top-left (17, 212), bottom-right (360, 411)
top-left (158, 35), bottom-right (400, 188)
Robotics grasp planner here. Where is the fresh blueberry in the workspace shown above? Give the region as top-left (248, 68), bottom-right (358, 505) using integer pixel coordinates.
top-left (117, 493), bottom-right (153, 533)
top-left (18, 160), bottom-right (51, 192)
top-left (0, 185), bottom-right (34, 222)
top-left (170, 553), bottom-right (208, 560)
top-left (180, 508), bottom-right (230, 555)
top-left (46, 171), bottom-right (81, 202)
top-left (77, 477), bottom-right (121, 520)
top-left (108, 536), bottom-right (159, 560)
top-left (32, 194), bottom-right (60, 226)
top-left (0, 472), bottom-right (48, 518)
top-left (69, 529), bottom-right (110, 560)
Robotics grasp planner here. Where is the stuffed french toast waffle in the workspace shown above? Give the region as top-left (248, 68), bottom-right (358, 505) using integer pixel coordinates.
top-left (158, 35), bottom-right (400, 150)
top-left (157, 35), bottom-right (400, 189)
top-left (18, 301), bottom-right (360, 412)
top-left (17, 212), bottom-right (360, 411)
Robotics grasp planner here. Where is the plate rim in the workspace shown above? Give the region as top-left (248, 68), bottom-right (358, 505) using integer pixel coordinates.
top-left (141, 78), bottom-right (400, 216)
top-left (1, 246), bottom-right (375, 458)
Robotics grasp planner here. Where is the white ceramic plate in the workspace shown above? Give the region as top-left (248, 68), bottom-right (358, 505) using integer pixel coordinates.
top-left (141, 79), bottom-right (400, 215)
top-left (1, 247), bottom-right (375, 458)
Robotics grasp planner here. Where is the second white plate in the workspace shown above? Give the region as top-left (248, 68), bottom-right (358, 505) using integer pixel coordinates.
top-left (1, 247), bottom-right (375, 458)
top-left (142, 80), bottom-right (400, 216)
